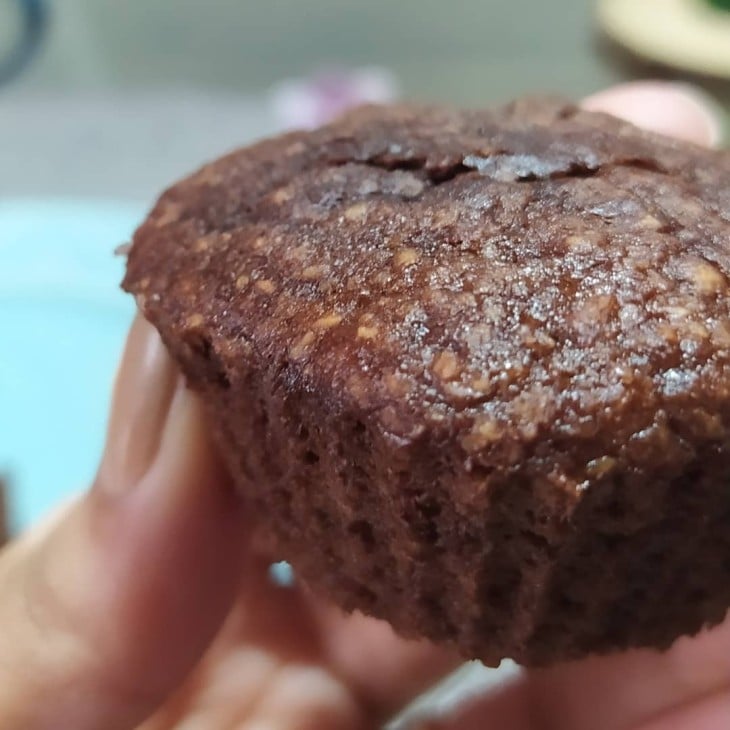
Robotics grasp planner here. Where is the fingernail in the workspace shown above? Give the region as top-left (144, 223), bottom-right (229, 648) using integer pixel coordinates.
top-left (582, 81), bottom-right (725, 148)
top-left (97, 316), bottom-right (178, 495)
top-left (668, 83), bottom-right (726, 147)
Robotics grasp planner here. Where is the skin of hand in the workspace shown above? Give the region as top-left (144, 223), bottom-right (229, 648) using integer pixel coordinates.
top-left (0, 81), bottom-right (725, 730)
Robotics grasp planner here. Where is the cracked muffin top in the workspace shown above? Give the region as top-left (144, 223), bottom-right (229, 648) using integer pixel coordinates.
top-left (125, 98), bottom-right (730, 484)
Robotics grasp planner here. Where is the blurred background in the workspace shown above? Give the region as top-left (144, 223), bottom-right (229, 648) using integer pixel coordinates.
top-left (2, 0), bottom-right (729, 200)
top-left (1, 0), bottom-right (729, 533)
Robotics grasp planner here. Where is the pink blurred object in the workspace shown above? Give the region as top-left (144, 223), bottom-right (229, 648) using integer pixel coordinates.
top-left (269, 66), bottom-right (399, 130)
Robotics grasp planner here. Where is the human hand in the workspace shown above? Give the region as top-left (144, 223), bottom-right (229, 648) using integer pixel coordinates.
top-left (0, 314), bottom-right (458, 730)
top-left (0, 81), bottom-right (724, 730)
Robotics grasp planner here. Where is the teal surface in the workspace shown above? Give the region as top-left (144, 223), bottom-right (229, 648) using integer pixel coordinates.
top-left (0, 200), bottom-right (142, 530)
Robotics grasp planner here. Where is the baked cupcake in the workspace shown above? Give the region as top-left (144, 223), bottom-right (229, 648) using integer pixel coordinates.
top-left (124, 98), bottom-right (730, 666)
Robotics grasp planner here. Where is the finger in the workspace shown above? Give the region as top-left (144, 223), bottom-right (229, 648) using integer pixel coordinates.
top-left (145, 564), bottom-right (459, 729)
top-left (424, 618), bottom-right (730, 730)
top-left (636, 688), bottom-right (730, 730)
top-left (142, 563), bottom-right (371, 730)
top-left (310, 599), bottom-right (461, 721)
top-left (581, 80), bottom-right (722, 147)
top-left (525, 618), bottom-right (730, 730)
top-left (0, 316), bottom-right (247, 730)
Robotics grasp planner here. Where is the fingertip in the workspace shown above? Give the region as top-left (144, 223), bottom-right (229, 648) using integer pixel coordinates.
top-left (582, 80), bottom-right (724, 148)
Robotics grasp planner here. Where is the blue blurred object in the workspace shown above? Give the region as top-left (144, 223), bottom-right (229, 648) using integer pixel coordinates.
top-left (0, 199), bottom-right (142, 530)
top-left (0, 0), bottom-right (47, 86)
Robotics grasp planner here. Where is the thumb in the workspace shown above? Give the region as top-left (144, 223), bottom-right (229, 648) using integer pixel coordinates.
top-left (582, 80), bottom-right (723, 147)
top-left (0, 316), bottom-right (246, 730)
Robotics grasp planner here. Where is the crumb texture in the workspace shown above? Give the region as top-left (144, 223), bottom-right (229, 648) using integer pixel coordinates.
top-left (124, 99), bottom-right (730, 665)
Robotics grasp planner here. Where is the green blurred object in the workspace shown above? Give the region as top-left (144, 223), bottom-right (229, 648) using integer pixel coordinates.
top-left (708, 0), bottom-right (730, 11)
top-left (599, 0), bottom-right (730, 84)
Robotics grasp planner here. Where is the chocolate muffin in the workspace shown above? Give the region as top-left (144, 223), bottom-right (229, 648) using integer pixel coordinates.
top-left (123, 98), bottom-right (730, 666)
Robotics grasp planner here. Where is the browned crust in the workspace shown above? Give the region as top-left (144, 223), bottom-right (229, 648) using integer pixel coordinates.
top-left (124, 99), bottom-right (730, 665)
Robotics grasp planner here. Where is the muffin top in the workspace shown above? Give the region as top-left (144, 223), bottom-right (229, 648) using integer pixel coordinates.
top-left (124, 98), bottom-right (730, 486)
